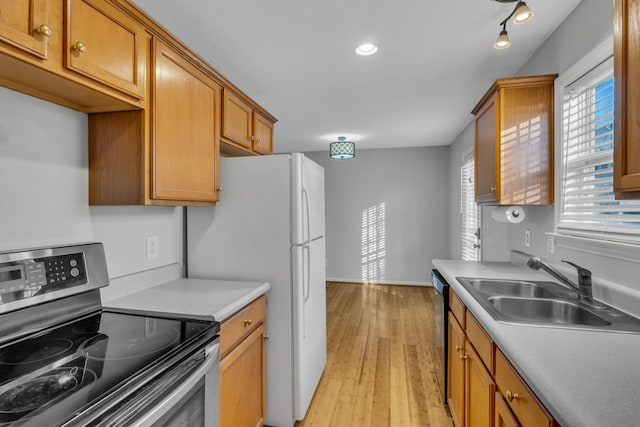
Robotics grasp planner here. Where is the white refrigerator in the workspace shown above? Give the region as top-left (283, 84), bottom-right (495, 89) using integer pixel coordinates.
top-left (187, 153), bottom-right (327, 427)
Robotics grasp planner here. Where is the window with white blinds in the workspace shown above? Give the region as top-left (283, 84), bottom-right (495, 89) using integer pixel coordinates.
top-left (559, 56), bottom-right (640, 241)
top-left (461, 153), bottom-right (480, 260)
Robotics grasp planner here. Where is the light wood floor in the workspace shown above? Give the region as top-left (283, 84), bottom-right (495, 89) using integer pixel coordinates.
top-left (295, 282), bottom-right (453, 427)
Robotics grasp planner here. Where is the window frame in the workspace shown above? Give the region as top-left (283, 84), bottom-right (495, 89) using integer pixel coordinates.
top-left (461, 151), bottom-right (481, 261)
top-left (552, 35), bottom-right (640, 261)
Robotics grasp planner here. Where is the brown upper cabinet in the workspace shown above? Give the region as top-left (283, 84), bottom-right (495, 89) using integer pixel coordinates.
top-left (65, 0), bottom-right (146, 100)
top-left (151, 39), bottom-right (221, 203)
top-left (0, 0), bottom-right (145, 111)
top-left (0, 0), bottom-right (51, 60)
top-left (89, 38), bottom-right (222, 206)
top-left (614, 0), bottom-right (640, 199)
top-left (471, 75), bottom-right (557, 205)
top-left (1, 0), bottom-right (276, 205)
top-left (223, 90), bottom-right (274, 156)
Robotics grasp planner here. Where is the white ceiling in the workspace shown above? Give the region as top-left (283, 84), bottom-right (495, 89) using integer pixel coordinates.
top-left (131, 0), bottom-right (582, 154)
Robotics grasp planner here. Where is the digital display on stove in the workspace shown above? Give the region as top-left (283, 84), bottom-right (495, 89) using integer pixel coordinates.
top-left (0, 269), bottom-right (21, 282)
top-left (0, 310), bottom-right (218, 426)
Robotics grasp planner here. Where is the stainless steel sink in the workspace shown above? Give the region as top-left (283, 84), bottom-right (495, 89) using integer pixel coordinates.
top-left (456, 276), bottom-right (640, 333)
top-left (488, 297), bottom-right (611, 326)
top-left (463, 278), bottom-right (560, 298)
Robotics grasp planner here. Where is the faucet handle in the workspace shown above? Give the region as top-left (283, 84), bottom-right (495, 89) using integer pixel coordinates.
top-left (562, 260), bottom-right (592, 286)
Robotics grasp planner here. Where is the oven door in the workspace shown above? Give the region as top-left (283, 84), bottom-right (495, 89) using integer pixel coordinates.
top-left (136, 340), bottom-right (219, 427)
top-left (91, 339), bottom-right (220, 427)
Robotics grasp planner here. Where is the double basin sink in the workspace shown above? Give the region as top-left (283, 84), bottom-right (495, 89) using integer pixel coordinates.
top-left (456, 277), bottom-right (640, 333)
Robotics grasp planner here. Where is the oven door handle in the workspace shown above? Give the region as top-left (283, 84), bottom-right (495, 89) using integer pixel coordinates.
top-left (100, 341), bottom-right (220, 427)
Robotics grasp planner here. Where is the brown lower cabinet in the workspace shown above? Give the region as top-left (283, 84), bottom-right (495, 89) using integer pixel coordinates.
top-left (219, 295), bottom-right (267, 427)
top-left (448, 288), bottom-right (557, 427)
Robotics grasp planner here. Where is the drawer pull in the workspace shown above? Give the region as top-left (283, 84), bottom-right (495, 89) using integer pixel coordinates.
top-left (72, 42), bottom-right (87, 53)
top-left (505, 390), bottom-right (520, 402)
top-left (243, 319), bottom-right (253, 326)
top-left (36, 24), bottom-right (52, 37)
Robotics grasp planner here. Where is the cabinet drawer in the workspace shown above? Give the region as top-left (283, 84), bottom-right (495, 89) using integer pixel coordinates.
top-left (449, 288), bottom-right (466, 327)
top-left (495, 350), bottom-right (555, 427)
top-left (220, 295), bottom-right (266, 358)
top-left (466, 312), bottom-right (494, 374)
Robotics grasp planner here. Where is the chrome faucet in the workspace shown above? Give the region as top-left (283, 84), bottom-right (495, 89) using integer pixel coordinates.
top-left (526, 257), bottom-right (595, 303)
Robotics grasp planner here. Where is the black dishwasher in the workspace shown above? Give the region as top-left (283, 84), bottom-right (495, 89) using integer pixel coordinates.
top-left (431, 269), bottom-right (449, 404)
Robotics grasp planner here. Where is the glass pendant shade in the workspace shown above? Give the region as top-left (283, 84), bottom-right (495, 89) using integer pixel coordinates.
top-left (494, 29), bottom-right (510, 49)
top-left (330, 136), bottom-right (355, 159)
top-left (513, 2), bottom-right (533, 23)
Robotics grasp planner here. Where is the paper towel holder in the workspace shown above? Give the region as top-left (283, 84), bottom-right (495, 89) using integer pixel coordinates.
top-left (490, 206), bottom-right (526, 224)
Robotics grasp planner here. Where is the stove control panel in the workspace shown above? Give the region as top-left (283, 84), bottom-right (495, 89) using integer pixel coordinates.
top-left (0, 243), bottom-right (108, 315)
top-left (0, 253), bottom-right (87, 299)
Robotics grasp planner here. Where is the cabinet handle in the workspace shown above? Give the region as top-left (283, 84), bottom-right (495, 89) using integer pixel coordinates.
top-left (505, 390), bottom-right (520, 402)
top-left (36, 24), bottom-right (52, 38)
top-left (72, 42), bottom-right (87, 53)
top-left (264, 334), bottom-right (270, 341)
top-left (459, 354), bottom-right (468, 360)
top-left (455, 345), bottom-right (463, 351)
top-left (243, 319), bottom-right (253, 326)
top-left (490, 187), bottom-right (496, 193)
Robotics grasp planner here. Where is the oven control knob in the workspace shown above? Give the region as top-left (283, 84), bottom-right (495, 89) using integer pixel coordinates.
top-left (70, 268), bottom-right (80, 277)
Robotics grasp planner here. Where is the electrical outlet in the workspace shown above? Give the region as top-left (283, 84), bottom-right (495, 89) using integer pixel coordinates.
top-left (525, 229), bottom-right (531, 247)
top-left (146, 236), bottom-right (158, 260)
top-left (547, 235), bottom-right (556, 254)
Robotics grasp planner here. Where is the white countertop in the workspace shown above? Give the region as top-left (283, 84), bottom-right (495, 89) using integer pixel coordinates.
top-left (104, 278), bottom-right (270, 322)
top-left (432, 259), bottom-right (640, 427)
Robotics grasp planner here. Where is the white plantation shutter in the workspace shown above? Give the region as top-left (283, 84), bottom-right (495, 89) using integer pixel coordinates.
top-left (559, 56), bottom-right (640, 240)
top-left (461, 153), bottom-right (480, 260)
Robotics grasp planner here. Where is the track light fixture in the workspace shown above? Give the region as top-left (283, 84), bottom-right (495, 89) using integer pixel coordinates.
top-left (493, 0), bottom-right (534, 50)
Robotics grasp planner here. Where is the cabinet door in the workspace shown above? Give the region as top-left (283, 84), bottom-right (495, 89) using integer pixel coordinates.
top-left (220, 323), bottom-right (266, 427)
top-left (614, 0), bottom-right (640, 198)
top-left (464, 343), bottom-right (495, 427)
top-left (495, 350), bottom-right (555, 427)
top-left (475, 93), bottom-right (499, 203)
top-left (223, 90), bottom-right (253, 149)
top-left (152, 40), bottom-right (220, 203)
top-left (495, 392), bottom-right (521, 427)
top-left (0, 0), bottom-right (50, 59)
top-left (448, 313), bottom-right (465, 427)
top-left (65, 0), bottom-right (145, 99)
top-left (252, 111), bottom-right (273, 155)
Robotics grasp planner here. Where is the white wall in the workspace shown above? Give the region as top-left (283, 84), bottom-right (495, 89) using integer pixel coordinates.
top-left (307, 147), bottom-right (450, 285)
top-left (0, 87), bottom-right (184, 297)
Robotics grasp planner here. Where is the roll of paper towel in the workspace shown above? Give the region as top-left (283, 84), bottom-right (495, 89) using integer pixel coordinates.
top-left (491, 206), bottom-right (526, 223)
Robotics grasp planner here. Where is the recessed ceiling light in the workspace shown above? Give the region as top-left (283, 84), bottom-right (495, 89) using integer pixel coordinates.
top-left (355, 43), bottom-right (378, 56)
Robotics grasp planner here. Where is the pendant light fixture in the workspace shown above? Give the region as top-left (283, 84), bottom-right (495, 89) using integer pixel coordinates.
top-left (330, 136), bottom-right (355, 159)
top-left (493, 0), bottom-right (534, 50)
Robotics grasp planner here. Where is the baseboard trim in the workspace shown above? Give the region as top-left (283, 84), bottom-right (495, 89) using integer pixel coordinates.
top-left (327, 277), bottom-right (431, 287)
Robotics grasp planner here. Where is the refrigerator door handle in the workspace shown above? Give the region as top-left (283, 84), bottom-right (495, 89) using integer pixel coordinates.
top-left (302, 187), bottom-right (311, 244)
top-left (302, 244), bottom-right (310, 338)
top-left (303, 244), bottom-right (311, 302)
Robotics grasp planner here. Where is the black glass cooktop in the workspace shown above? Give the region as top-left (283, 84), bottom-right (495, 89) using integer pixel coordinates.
top-left (0, 310), bottom-right (218, 426)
